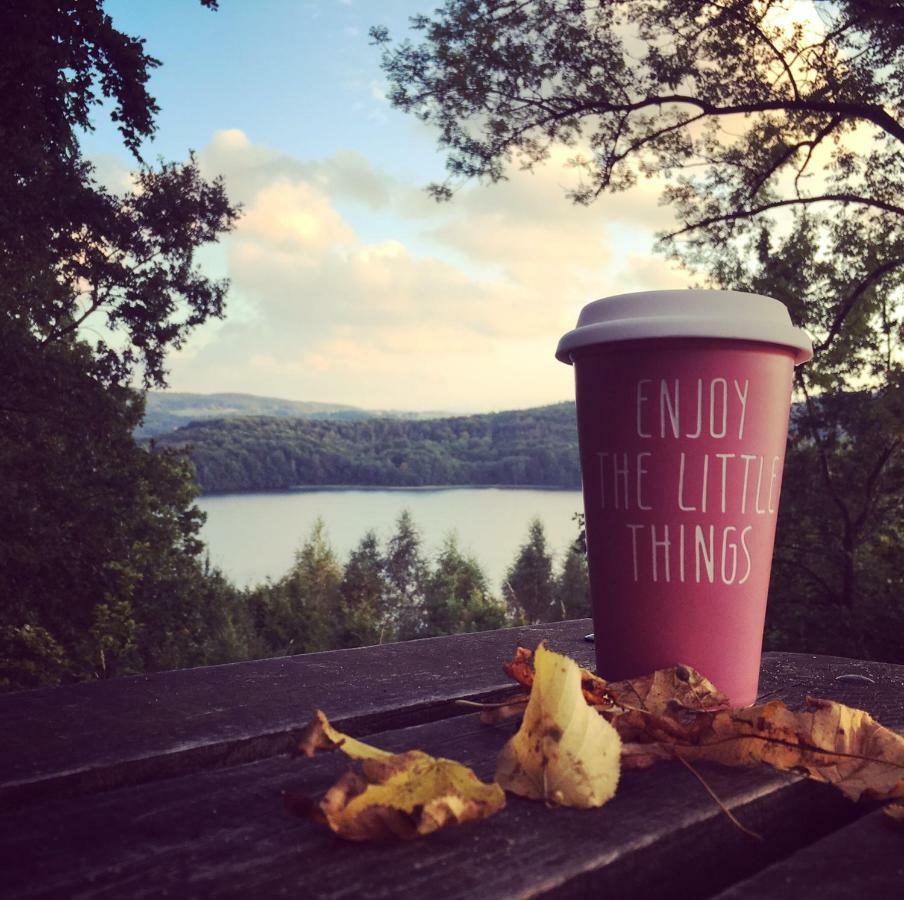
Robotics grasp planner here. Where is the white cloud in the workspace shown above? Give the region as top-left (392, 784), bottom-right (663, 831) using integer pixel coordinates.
top-left (170, 129), bottom-right (680, 411)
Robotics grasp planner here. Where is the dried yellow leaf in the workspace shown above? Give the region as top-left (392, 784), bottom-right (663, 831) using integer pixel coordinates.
top-left (296, 709), bottom-right (392, 762)
top-left (679, 697), bottom-right (904, 804)
top-left (319, 750), bottom-right (505, 841)
top-left (292, 710), bottom-right (505, 841)
top-left (501, 646), bottom-right (727, 714)
top-left (496, 643), bottom-right (621, 808)
top-left (605, 665), bottom-right (729, 715)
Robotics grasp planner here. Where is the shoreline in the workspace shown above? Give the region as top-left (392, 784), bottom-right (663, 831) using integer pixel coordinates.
top-left (199, 483), bottom-right (582, 498)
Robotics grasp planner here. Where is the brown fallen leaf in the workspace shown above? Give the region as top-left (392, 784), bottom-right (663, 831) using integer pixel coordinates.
top-left (290, 710), bottom-right (505, 841)
top-left (502, 646), bottom-right (727, 715)
top-left (500, 646), bottom-right (904, 817)
top-left (676, 697), bottom-right (904, 804)
top-left (605, 665), bottom-right (729, 716)
top-left (296, 709), bottom-right (392, 761)
top-left (496, 644), bottom-right (621, 808)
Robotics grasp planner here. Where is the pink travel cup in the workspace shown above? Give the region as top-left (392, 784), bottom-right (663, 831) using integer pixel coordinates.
top-left (556, 290), bottom-right (812, 706)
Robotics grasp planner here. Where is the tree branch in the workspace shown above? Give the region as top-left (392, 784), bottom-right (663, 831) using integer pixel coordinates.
top-left (797, 371), bottom-right (852, 531)
top-left (667, 194), bottom-right (904, 240)
top-left (815, 256), bottom-right (904, 353)
top-left (557, 93), bottom-right (904, 147)
top-left (852, 438), bottom-right (902, 534)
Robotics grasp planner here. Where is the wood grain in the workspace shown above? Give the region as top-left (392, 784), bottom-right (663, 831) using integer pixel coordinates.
top-left (1, 651), bottom-right (901, 900)
top-left (710, 810), bottom-right (904, 900)
top-left (0, 621), bottom-right (594, 807)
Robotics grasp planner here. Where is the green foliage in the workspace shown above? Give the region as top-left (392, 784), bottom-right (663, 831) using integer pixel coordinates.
top-left (338, 531), bottom-right (389, 648)
top-left (0, 0), bottom-right (239, 689)
top-left (553, 544), bottom-right (591, 621)
top-left (238, 516), bottom-right (529, 660)
top-left (87, 600), bottom-right (142, 680)
top-left (152, 403), bottom-right (581, 492)
top-left (374, 0), bottom-right (904, 663)
top-left (423, 535), bottom-right (507, 636)
top-left (504, 519), bottom-right (555, 625)
top-left (245, 519), bottom-right (344, 658)
top-left (0, 625), bottom-right (69, 691)
top-left (1, 0), bottom-right (237, 388)
top-left (767, 387), bottom-right (904, 661)
top-left (385, 511), bottom-right (429, 641)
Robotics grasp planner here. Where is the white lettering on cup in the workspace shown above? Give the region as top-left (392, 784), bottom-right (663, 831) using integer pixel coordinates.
top-left (695, 525), bottom-right (715, 583)
top-left (652, 524), bottom-right (670, 583)
top-left (678, 453), bottom-right (695, 511)
top-left (627, 524), bottom-right (643, 582)
top-left (636, 380), bottom-right (652, 438)
top-left (738, 526), bottom-right (753, 584)
top-left (710, 378), bottom-right (728, 438)
top-left (755, 455), bottom-right (766, 514)
top-left (734, 379), bottom-right (749, 439)
top-left (740, 454), bottom-right (756, 514)
top-left (687, 379), bottom-right (703, 438)
top-left (660, 379), bottom-right (680, 438)
top-left (637, 452), bottom-right (652, 511)
top-left (715, 453), bottom-right (735, 514)
top-left (721, 526), bottom-right (738, 584)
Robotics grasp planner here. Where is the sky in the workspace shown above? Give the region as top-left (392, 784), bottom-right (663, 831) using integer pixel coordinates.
top-left (84, 0), bottom-right (686, 413)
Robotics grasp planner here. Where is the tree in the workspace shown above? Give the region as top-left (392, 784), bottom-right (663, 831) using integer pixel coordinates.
top-left (504, 519), bottom-right (555, 624)
top-left (554, 544), bottom-right (591, 621)
top-left (2, 1), bottom-right (235, 388)
top-left (374, 0), bottom-right (904, 660)
top-left (338, 531), bottom-right (388, 647)
top-left (384, 510), bottom-right (429, 640)
top-left (275, 520), bottom-right (344, 654)
top-left (374, 1), bottom-right (904, 373)
top-left (708, 217), bottom-right (904, 660)
top-left (423, 534), bottom-right (507, 635)
top-left (0, 1), bottom-right (239, 688)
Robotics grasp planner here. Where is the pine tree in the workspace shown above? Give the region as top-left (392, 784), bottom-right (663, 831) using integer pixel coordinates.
top-left (503, 519), bottom-right (555, 625)
top-left (423, 534), bottom-right (506, 636)
top-left (554, 545), bottom-right (591, 621)
top-left (339, 531), bottom-right (387, 647)
top-left (384, 511), bottom-right (428, 641)
top-left (275, 519), bottom-right (343, 654)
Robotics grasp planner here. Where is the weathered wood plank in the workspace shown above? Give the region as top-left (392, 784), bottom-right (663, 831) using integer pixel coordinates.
top-left (1, 654), bottom-right (900, 900)
top-left (0, 621), bottom-right (594, 808)
top-left (710, 810), bottom-right (904, 900)
top-left (0, 720), bottom-right (868, 900)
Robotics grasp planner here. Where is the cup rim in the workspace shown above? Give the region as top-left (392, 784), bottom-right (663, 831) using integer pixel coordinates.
top-left (556, 290), bottom-right (813, 366)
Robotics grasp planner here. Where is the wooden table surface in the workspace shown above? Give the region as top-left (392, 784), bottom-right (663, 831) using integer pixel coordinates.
top-left (1, 620), bottom-right (902, 899)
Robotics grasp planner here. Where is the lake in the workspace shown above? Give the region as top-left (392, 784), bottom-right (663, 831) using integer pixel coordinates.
top-left (197, 487), bottom-right (585, 592)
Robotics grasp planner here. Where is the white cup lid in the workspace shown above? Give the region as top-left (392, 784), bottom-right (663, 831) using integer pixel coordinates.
top-left (556, 289), bottom-right (813, 365)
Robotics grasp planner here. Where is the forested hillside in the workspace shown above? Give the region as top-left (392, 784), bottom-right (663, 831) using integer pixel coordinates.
top-left (138, 391), bottom-right (445, 438)
top-left (152, 403), bottom-right (581, 493)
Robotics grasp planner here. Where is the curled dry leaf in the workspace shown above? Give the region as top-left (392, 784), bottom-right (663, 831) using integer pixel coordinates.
top-left (676, 698), bottom-right (904, 805)
top-left (502, 646), bottom-right (727, 715)
top-left (500, 646), bottom-right (904, 812)
top-left (496, 644), bottom-right (621, 808)
top-left (296, 709), bottom-right (391, 761)
top-left (605, 666), bottom-right (728, 715)
top-left (290, 710), bottom-right (505, 841)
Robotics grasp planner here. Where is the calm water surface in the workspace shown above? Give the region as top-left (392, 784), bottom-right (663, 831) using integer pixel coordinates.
top-left (198, 487), bottom-right (584, 592)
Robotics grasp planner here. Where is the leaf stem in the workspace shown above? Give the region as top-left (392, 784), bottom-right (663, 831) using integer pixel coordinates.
top-left (675, 753), bottom-right (763, 841)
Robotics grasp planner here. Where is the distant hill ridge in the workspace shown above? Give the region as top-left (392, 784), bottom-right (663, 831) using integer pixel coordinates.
top-left (152, 402), bottom-right (580, 493)
top-left (138, 391), bottom-right (447, 438)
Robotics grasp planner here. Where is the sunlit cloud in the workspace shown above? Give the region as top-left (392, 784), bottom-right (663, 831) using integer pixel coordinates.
top-left (169, 129), bottom-right (683, 411)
